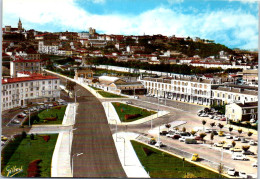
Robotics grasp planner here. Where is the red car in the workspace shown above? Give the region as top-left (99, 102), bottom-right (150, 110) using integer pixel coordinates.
top-left (195, 136), bottom-right (203, 141)
top-left (220, 117), bottom-right (226, 121)
top-left (53, 102), bottom-right (58, 106)
top-left (172, 135), bottom-right (181, 140)
top-left (17, 114), bottom-right (25, 118)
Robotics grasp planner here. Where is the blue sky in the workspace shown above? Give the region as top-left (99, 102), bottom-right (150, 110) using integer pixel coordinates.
top-left (3, 0), bottom-right (259, 50)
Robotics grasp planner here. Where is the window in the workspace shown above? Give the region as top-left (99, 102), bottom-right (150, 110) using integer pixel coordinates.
top-left (42, 81), bottom-right (45, 85)
top-left (30, 88), bottom-right (33, 91)
top-left (36, 87), bottom-right (39, 90)
top-left (49, 91), bottom-right (51, 94)
top-left (26, 88), bottom-right (28, 92)
top-left (26, 94), bottom-right (28, 97)
top-left (30, 93), bottom-right (33, 96)
top-left (48, 81), bottom-right (51, 84)
top-left (36, 92), bottom-right (39, 96)
top-left (243, 110), bottom-right (246, 114)
top-left (55, 80), bottom-right (57, 84)
top-left (25, 83), bottom-right (28, 86)
top-left (21, 83), bottom-right (23, 87)
top-left (9, 91), bottom-right (11, 95)
top-left (21, 89), bottom-right (23, 93)
top-left (55, 86), bottom-right (57, 89)
top-left (251, 109), bottom-right (254, 113)
top-left (16, 84), bottom-right (19, 87)
top-left (232, 109), bottom-right (235, 113)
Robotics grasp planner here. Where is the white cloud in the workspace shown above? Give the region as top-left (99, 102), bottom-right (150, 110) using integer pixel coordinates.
top-left (3, 0), bottom-right (258, 49)
top-left (167, 0), bottom-right (184, 5)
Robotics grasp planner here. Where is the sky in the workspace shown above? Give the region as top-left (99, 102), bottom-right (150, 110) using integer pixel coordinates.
top-left (2, 0), bottom-right (259, 50)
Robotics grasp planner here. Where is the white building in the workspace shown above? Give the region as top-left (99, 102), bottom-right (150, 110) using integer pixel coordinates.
top-left (190, 61), bottom-right (251, 70)
top-left (1, 74), bottom-right (60, 111)
top-left (139, 76), bottom-right (220, 106)
top-left (38, 41), bottom-right (59, 54)
top-left (211, 85), bottom-right (258, 105)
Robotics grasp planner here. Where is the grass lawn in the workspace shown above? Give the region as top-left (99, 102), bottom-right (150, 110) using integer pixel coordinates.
top-left (112, 102), bottom-right (156, 122)
top-left (131, 140), bottom-right (223, 178)
top-left (98, 91), bottom-right (125, 98)
top-left (37, 106), bottom-right (67, 124)
top-left (1, 134), bottom-right (58, 177)
top-left (89, 85), bottom-right (102, 90)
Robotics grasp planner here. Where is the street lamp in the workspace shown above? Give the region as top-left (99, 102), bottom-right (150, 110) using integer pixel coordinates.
top-left (69, 128), bottom-right (77, 154)
top-left (117, 137), bottom-right (126, 166)
top-left (74, 89), bottom-right (80, 122)
top-left (72, 153), bottom-right (83, 176)
top-left (28, 109), bottom-right (31, 127)
top-left (111, 119), bottom-right (118, 142)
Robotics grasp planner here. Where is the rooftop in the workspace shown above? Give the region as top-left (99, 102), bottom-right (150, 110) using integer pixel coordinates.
top-left (2, 74), bottom-right (59, 84)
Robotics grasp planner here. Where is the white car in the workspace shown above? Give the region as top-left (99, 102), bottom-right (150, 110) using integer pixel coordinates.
top-left (232, 154), bottom-right (249, 161)
top-left (227, 168), bottom-right (236, 176)
top-left (249, 140), bottom-right (257, 145)
top-left (252, 161), bottom-right (258, 167)
top-left (200, 113), bottom-right (208, 117)
top-left (208, 115), bottom-right (214, 119)
top-left (179, 137), bottom-right (185, 142)
top-left (225, 134), bottom-right (233, 139)
top-left (233, 136), bottom-right (241, 141)
top-left (166, 131), bottom-right (175, 138)
top-left (213, 116), bottom-right (221, 120)
top-left (12, 119), bottom-right (20, 124)
top-left (48, 103), bottom-right (54, 107)
top-left (155, 141), bottom-right (164, 147)
top-left (239, 172), bottom-right (247, 178)
top-left (126, 101), bottom-right (132, 104)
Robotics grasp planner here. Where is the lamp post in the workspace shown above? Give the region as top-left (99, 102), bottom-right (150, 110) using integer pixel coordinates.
top-left (72, 153), bottom-right (83, 176)
top-left (111, 119), bottom-right (118, 142)
top-left (69, 128), bottom-right (77, 154)
top-left (74, 89), bottom-right (80, 122)
top-left (28, 109), bottom-right (31, 127)
top-left (117, 137), bottom-right (126, 166)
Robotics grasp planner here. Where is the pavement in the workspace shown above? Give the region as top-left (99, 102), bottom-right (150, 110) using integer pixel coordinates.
top-left (112, 132), bottom-right (150, 178)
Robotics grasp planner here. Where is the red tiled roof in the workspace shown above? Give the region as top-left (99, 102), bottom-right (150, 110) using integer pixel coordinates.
top-left (2, 74), bottom-right (59, 84)
top-left (13, 59), bottom-right (41, 63)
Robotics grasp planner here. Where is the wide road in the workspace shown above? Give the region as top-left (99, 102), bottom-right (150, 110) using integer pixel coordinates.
top-left (48, 74), bottom-right (126, 177)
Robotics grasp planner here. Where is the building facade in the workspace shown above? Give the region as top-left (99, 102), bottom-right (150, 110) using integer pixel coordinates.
top-left (225, 102), bottom-right (258, 122)
top-left (139, 76), bottom-right (218, 106)
top-left (1, 74), bottom-right (60, 111)
top-left (211, 85), bottom-right (258, 105)
top-left (10, 59), bottom-right (41, 77)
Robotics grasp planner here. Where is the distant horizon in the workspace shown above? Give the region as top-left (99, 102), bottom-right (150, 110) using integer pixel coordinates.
top-left (3, 0), bottom-right (258, 50)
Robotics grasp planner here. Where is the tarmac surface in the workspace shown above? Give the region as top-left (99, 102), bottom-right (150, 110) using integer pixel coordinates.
top-left (54, 75), bottom-right (127, 177)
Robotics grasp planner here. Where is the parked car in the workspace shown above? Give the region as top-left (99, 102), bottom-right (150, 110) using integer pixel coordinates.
top-left (200, 113), bottom-right (208, 117)
top-left (249, 140), bottom-right (257, 146)
top-left (242, 150), bottom-right (255, 155)
top-left (1, 135), bottom-right (8, 141)
top-left (155, 141), bottom-right (164, 147)
top-left (172, 134), bottom-right (181, 140)
top-left (160, 131), bottom-right (168, 136)
top-left (213, 116), bottom-right (221, 120)
top-left (53, 102), bottom-right (58, 106)
top-left (252, 161), bottom-right (258, 167)
top-left (226, 134), bottom-right (233, 139)
top-left (232, 154), bottom-right (249, 161)
top-left (223, 144), bottom-right (233, 150)
top-left (227, 168), bottom-right (236, 176)
top-left (185, 138), bottom-right (197, 144)
top-left (191, 153), bottom-right (199, 161)
top-left (230, 147), bottom-right (242, 152)
top-left (48, 103), bottom-right (54, 107)
top-left (218, 131), bottom-right (225, 137)
top-left (166, 131), bottom-right (175, 138)
top-left (126, 101), bottom-right (132, 104)
top-left (219, 117), bottom-right (226, 121)
top-left (179, 137), bottom-right (186, 142)
top-left (11, 119), bottom-right (20, 124)
top-left (194, 136), bottom-right (203, 141)
top-left (148, 138), bottom-right (156, 145)
top-left (208, 115), bottom-right (214, 119)
top-left (214, 141), bottom-right (226, 147)
top-left (241, 138), bottom-right (249, 143)
top-left (233, 136), bottom-right (241, 141)
top-left (17, 113), bottom-right (26, 118)
top-left (239, 172), bottom-right (247, 178)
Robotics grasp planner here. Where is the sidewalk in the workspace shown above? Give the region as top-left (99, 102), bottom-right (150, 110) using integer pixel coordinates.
top-left (51, 131), bottom-right (73, 177)
top-left (112, 132), bottom-right (150, 178)
top-left (102, 101), bottom-right (169, 126)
